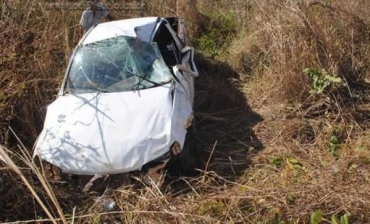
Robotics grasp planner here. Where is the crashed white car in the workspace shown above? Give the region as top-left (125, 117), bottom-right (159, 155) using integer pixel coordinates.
top-left (33, 17), bottom-right (198, 177)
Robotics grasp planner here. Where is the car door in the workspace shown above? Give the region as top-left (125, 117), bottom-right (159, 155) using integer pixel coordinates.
top-left (162, 20), bottom-right (199, 105)
top-left (178, 46), bottom-right (198, 105)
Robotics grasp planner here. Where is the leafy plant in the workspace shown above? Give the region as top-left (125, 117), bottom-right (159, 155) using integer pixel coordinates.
top-left (310, 211), bottom-right (349, 224)
top-left (311, 210), bottom-right (322, 224)
top-left (304, 68), bottom-right (342, 94)
top-left (287, 157), bottom-right (304, 170)
top-left (331, 214), bottom-right (349, 224)
top-left (270, 156), bottom-right (283, 167)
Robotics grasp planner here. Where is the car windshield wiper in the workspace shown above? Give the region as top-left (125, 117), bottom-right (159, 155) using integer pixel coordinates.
top-left (132, 57), bottom-right (157, 91)
top-left (138, 75), bottom-right (172, 88)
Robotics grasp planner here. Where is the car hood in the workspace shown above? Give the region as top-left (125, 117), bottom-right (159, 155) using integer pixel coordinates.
top-left (33, 83), bottom-right (175, 174)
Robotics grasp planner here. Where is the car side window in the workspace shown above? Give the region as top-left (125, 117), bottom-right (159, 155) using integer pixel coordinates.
top-left (153, 22), bottom-right (181, 68)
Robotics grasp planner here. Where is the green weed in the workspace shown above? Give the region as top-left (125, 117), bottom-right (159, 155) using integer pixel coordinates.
top-left (311, 210), bottom-right (349, 224)
top-left (304, 68), bottom-right (342, 94)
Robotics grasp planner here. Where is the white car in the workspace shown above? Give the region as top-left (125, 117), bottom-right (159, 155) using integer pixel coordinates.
top-left (33, 17), bottom-right (198, 179)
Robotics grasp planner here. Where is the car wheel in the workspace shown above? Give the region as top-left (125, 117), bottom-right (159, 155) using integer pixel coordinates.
top-left (166, 126), bottom-right (204, 176)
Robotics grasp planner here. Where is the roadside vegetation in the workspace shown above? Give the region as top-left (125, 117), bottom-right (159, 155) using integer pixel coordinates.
top-left (1, 0), bottom-right (370, 223)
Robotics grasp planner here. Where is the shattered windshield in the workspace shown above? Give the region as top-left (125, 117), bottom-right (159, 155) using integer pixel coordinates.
top-left (66, 36), bottom-right (173, 93)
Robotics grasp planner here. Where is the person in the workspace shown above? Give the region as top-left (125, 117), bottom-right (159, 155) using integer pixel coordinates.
top-left (80, 0), bottom-right (113, 33)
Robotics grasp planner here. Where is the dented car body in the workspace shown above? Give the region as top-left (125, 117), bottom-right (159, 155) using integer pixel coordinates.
top-left (33, 17), bottom-right (198, 175)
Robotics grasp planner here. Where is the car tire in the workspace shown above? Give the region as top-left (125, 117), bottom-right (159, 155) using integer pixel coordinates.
top-left (166, 126), bottom-right (204, 176)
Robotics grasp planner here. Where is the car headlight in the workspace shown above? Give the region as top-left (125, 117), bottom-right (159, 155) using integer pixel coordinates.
top-left (185, 113), bottom-right (194, 129)
top-left (170, 141), bottom-right (181, 156)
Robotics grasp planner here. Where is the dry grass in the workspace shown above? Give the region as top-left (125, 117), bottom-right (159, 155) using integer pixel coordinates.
top-left (1, 0), bottom-right (370, 223)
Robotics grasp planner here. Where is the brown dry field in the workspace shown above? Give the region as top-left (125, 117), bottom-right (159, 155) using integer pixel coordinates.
top-left (1, 0), bottom-right (370, 223)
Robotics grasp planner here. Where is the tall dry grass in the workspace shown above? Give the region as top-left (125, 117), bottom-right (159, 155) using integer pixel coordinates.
top-left (228, 0), bottom-right (370, 113)
top-left (1, 0), bottom-right (77, 146)
top-left (0, 143), bottom-right (67, 224)
top-left (1, 0), bottom-right (370, 223)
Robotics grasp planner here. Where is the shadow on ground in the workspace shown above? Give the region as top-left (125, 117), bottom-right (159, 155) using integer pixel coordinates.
top-left (166, 53), bottom-right (263, 183)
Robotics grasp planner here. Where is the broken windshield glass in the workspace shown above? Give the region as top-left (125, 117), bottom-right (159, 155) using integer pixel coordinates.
top-left (66, 36), bottom-right (173, 94)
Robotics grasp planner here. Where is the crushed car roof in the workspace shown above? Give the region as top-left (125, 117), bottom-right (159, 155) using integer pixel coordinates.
top-left (82, 17), bottom-right (160, 44)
